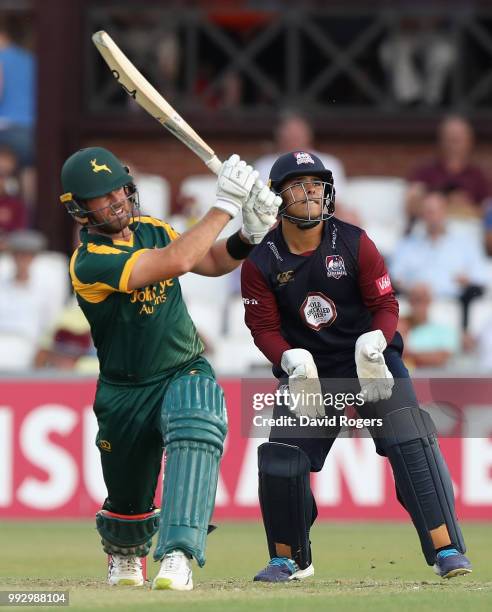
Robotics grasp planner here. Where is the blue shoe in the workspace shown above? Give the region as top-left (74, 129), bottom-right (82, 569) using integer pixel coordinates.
top-left (253, 557), bottom-right (314, 582)
top-left (433, 549), bottom-right (472, 579)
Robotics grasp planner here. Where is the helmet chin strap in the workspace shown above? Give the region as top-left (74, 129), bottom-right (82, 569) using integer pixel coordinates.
top-left (286, 217), bottom-right (322, 230)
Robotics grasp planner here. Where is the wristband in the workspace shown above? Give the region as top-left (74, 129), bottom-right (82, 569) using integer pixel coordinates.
top-left (226, 231), bottom-right (256, 260)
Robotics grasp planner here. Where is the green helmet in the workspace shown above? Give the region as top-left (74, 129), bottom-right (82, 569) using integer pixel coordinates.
top-left (60, 147), bottom-right (139, 227)
top-left (61, 146), bottom-right (134, 200)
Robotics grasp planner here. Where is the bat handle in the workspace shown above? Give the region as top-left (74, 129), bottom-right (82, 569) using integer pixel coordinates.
top-left (205, 155), bottom-right (222, 175)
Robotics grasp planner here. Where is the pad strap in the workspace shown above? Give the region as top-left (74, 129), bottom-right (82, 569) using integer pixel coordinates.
top-left (96, 509), bottom-right (160, 557)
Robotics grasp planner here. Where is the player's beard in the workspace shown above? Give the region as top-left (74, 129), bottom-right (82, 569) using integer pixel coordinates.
top-left (89, 196), bottom-right (136, 234)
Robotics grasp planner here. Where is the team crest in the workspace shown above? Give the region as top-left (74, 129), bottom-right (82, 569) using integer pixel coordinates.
top-left (300, 292), bottom-right (337, 331)
top-left (294, 151), bottom-right (315, 166)
top-left (325, 255), bottom-right (347, 279)
top-left (90, 159), bottom-right (112, 174)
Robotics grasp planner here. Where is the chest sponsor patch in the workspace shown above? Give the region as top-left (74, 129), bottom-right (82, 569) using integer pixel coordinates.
top-left (325, 255), bottom-right (347, 279)
top-left (375, 273), bottom-right (392, 295)
top-left (300, 291), bottom-right (337, 331)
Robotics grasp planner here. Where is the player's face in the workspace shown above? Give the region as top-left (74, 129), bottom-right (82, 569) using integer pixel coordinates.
top-left (280, 175), bottom-right (324, 219)
top-left (85, 187), bottom-right (133, 234)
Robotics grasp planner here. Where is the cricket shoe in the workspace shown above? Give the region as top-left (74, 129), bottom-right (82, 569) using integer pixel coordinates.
top-left (253, 557), bottom-right (314, 582)
top-left (433, 549), bottom-right (472, 579)
top-left (152, 550), bottom-right (193, 591)
top-left (107, 555), bottom-right (144, 586)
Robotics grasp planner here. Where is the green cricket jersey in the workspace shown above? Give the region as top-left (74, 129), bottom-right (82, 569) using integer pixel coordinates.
top-left (69, 216), bottom-right (205, 383)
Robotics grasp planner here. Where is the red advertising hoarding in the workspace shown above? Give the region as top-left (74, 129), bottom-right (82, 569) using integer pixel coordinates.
top-left (0, 378), bottom-right (491, 520)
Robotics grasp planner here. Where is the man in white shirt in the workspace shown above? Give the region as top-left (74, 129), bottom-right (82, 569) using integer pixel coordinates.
top-left (254, 112), bottom-right (348, 203)
top-left (391, 190), bottom-right (487, 299)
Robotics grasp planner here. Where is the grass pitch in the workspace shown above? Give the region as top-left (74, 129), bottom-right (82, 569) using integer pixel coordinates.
top-left (0, 521), bottom-right (490, 611)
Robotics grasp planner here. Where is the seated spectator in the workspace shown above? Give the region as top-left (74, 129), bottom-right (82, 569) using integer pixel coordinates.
top-left (0, 230), bottom-right (47, 368)
top-left (0, 19), bottom-right (35, 168)
top-left (391, 190), bottom-right (487, 328)
top-left (379, 16), bottom-right (456, 107)
top-left (398, 284), bottom-right (460, 369)
top-left (0, 145), bottom-right (28, 249)
top-left (34, 298), bottom-right (98, 373)
top-left (254, 111), bottom-right (348, 203)
top-left (406, 115), bottom-right (490, 225)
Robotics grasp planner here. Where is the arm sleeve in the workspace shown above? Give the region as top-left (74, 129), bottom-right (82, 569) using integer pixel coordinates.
top-left (71, 246), bottom-right (149, 303)
top-left (358, 231), bottom-right (399, 343)
top-left (241, 258), bottom-right (291, 366)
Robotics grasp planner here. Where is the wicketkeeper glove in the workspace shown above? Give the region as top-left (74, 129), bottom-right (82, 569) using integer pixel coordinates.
top-left (355, 330), bottom-right (394, 403)
top-left (213, 154), bottom-right (259, 218)
top-left (281, 348), bottom-right (325, 419)
top-left (241, 178), bottom-right (282, 244)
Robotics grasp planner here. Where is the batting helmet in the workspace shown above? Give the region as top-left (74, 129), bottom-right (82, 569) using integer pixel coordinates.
top-left (59, 147), bottom-right (138, 225)
top-left (268, 151), bottom-right (335, 228)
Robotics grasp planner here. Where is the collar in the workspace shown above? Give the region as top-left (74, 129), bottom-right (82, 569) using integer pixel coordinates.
top-left (79, 226), bottom-right (135, 248)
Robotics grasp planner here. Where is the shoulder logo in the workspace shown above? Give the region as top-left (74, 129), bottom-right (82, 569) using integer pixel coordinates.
top-left (267, 241), bottom-right (283, 262)
top-left (325, 255), bottom-right (347, 279)
top-left (294, 151), bottom-right (315, 166)
top-left (90, 159), bottom-right (112, 174)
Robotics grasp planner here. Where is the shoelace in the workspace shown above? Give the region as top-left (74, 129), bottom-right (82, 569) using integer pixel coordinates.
top-left (112, 556), bottom-right (141, 573)
top-left (162, 552), bottom-right (183, 572)
top-left (268, 557), bottom-right (298, 573)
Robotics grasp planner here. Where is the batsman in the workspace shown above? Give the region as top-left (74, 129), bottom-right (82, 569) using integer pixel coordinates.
top-left (60, 146), bottom-right (281, 590)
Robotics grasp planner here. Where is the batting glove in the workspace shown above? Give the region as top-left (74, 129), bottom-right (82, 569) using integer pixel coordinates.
top-left (281, 348), bottom-right (325, 419)
top-left (213, 154), bottom-right (259, 218)
top-left (355, 330), bottom-right (394, 403)
top-left (241, 178), bottom-right (282, 244)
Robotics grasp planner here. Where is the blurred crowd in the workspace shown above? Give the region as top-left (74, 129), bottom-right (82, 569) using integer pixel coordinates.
top-left (1, 10), bottom-right (492, 376)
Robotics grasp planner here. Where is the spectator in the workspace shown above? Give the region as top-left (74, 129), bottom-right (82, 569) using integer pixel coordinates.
top-left (0, 146), bottom-right (27, 249)
top-left (254, 111), bottom-right (348, 203)
top-left (379, 17), bottom-right (456, 107)
top-left (34, 297), bottom-right (98, 373)
top-left (0, 230), bottom-right (47, 369)
top-left (391, 191), bottom-right (487, 328)
top-left (406, 115), bottom-right (490, 224)
top-left (398, 284), bottom-right (460, 369)
top-left (0, 19), bottom-right (36, 168)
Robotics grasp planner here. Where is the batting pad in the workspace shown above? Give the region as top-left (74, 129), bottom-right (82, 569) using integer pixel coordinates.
top-left (96, 508), bottom-right (160, 557)
top-left (154, 375), bottom-right (227, 566)
top-left (258, 442), bottom-right (316, 570)
top-left (380, 406), bottom-right (466, 565)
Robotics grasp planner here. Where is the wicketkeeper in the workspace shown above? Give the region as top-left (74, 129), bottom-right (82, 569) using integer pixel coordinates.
top-left (60, 147), bottom-right (281, 590)
top-left (241, 151), bottom-right (472, 582)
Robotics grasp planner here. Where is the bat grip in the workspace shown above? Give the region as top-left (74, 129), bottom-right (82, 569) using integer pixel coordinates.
top-left (205, 155), bottom-right (222, 175)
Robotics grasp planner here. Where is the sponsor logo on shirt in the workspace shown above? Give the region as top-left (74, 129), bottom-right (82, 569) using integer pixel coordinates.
top-left (277, 270), bottom-right (295, 285)
top-left (267, 241), bottom-right (283, 262)
top-left (98, 440), bottom-right (112, 452)
top-left (300, 291), bottom-right (337, 331)
top-left (242, 297), bottom-right (259, 305)
top-left (325, 255), bottom-right (347, 279)
top-left (294, 151), bottom-right (315, 165)
top-left (130, 279), bottom-right (174, 315)
top-left (375, 273), bottom-right (392, 296)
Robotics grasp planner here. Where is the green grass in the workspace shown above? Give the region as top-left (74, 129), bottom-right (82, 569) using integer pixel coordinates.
top-left (0, 521), bottom-right (490, 611)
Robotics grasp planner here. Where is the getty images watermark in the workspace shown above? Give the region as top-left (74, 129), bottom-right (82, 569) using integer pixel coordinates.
top-left (239, 377), bottom-right (492, 439)
top-left (251, 385), bottom-right (383, 429)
